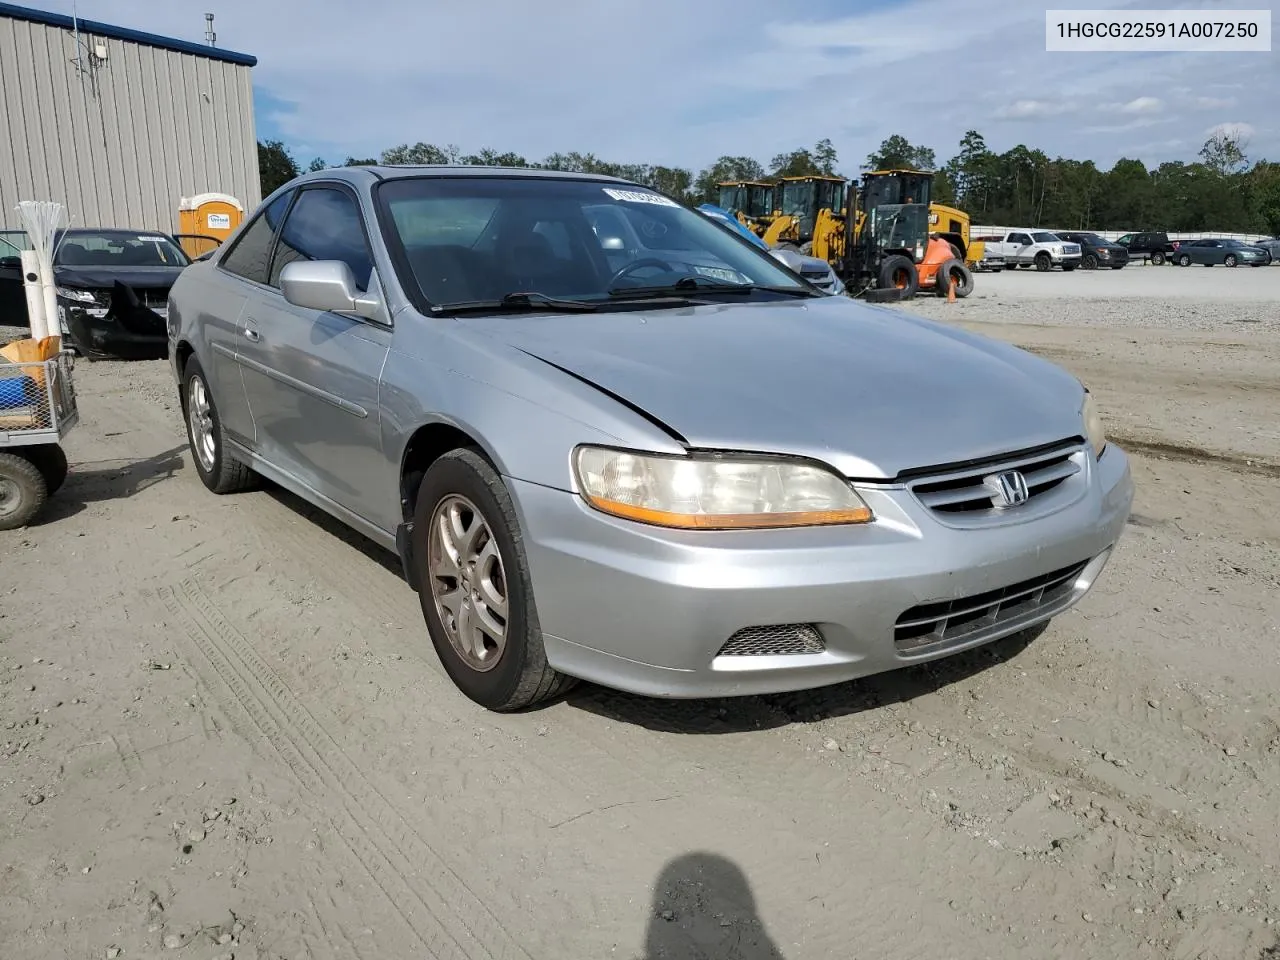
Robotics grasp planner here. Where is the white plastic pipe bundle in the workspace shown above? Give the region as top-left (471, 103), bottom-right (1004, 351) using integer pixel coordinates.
top-left (15, 200), bottom-right (68, 342)
top-left (19, 250), bottom-right (47, 340)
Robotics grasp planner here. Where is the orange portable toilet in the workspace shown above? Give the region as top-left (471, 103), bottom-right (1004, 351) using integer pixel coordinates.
top-left (177, 193), bottom-right (245, 258)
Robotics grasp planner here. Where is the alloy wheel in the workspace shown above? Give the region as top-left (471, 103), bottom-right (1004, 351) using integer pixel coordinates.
top-left (427, 494), bottom-right (509, 672)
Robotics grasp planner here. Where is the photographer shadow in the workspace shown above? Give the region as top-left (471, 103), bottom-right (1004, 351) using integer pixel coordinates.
top-left (640, 852), bottom-right (786, 960)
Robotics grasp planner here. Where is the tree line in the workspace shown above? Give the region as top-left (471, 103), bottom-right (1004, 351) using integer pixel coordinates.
top-left (258, 129), bottom-right (1280, 236)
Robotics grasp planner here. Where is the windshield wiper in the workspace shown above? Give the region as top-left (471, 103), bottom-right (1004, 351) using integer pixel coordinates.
top-left (609, 276), bottom-right (821, 300)
top-left (432, 291), bottom-right (598, 315)
top-left (609, 276), bottom-right (755, 299)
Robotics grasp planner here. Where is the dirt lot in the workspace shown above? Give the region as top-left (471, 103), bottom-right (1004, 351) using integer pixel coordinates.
top-left (2, 265), bottom-right (1279, 960)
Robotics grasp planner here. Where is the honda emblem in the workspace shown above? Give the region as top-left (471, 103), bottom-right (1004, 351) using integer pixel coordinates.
top-left (983, 470), bottom-right (1030, 508)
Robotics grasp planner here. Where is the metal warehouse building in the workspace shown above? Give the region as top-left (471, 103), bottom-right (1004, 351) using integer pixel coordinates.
top-left (0, 2), bottom-right (260, 236)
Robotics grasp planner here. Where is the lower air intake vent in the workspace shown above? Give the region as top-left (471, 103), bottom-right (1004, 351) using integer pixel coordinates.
top-left (717, 624), bottom-right (825, 657)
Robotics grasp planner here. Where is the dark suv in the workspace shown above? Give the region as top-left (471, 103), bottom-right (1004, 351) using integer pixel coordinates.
top-left (1057, 232), bottom-right (1130, 270)
top-left (1114, 231), bottom-right (1178, 265)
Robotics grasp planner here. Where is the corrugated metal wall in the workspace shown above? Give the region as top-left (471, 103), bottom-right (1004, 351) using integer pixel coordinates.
top-left (0, 15), bottom-right (260, 234)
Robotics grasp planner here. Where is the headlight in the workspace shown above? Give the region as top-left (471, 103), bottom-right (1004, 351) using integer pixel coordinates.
top-left (1097, 248), bottom-right (1111, 257)
top-left (56, 286), bottom-right (98, 303)
top-left (1082, 392), bottom-right (1106, 458)
top-left (572, 446), bottom-right (873, 529)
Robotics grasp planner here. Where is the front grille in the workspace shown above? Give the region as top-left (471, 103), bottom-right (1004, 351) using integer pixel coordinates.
top-left (1062, 244), bottom-right (1081, 254)
top-left (910, 442), bottom-right (1083, 515)
top-left (716, 623), bottom-right (825, 657)
top-left (895, 560), bottom-right (1090, 652)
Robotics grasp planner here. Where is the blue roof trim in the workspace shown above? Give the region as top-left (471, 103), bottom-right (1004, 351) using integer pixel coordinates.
top-left (0, 2), bottom-right (257, 66)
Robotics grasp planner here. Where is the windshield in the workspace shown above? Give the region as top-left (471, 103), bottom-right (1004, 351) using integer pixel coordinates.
top-left (378, 176), bottom-right (808, 309)
top-left (1076, 233), bottom-right (1106, 244)
top-left (745, 186), bottom-right (773, 218)
top-left (717, 185), bottom-right (744, 212)
top-left (55, 232), bottom-right (189, 267)
top-left (779, 181), bottom-right (813, 217)
top-left (866, 203), bottom-right (929, 251)
top-left (1032, 232), bottom-right (1060, 243)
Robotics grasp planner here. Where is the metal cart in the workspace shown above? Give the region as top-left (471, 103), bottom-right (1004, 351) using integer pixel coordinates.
top-left (0, 350), bottom-right (79, 530)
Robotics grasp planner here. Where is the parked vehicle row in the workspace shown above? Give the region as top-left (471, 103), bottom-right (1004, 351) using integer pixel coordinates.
top-left (968, 228), bottom-right (1276, 273)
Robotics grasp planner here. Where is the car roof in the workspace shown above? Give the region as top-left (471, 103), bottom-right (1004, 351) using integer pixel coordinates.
top-left (59, 227), bottom-right (176, 238)
top-left (292, 165), bottom-right (640, 187)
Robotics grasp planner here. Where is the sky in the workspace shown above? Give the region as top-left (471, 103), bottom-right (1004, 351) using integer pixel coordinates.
top-left (32, 0), bottom-right (1279, 175)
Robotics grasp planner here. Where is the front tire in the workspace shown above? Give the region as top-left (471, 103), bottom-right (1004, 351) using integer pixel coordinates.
top-left (1225, 254), bottom-right (1238, 267)
top-left (1082, 254), bottom-right (1098, 270)
top-left (0, 452), bottom-right (48, 531)
top-left (877, 255), bottom-right (919, 297)
top-left (181, 357), bottom-right (258, 495)
top-left (1179, 254), bottom-right (1192, 267)
top-left (413, 448), bottom-right (576, 711)
top-left (1034, 252), bottom-right (1051, 272)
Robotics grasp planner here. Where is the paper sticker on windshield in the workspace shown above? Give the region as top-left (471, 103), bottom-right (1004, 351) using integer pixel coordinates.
top-left (603, 188), bottom-right (678, 207)
top-left (138, 235), bottom-right (167, 242)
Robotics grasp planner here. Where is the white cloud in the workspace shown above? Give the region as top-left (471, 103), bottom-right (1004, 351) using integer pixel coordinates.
top-left (1118, 97), bottom-right (1164, 115)
top-left (1204, 122), bottom-right (1257, 141)
top-left (59, 0), bottom-right (1280, 174)
top-left (995, 99), bottom-right (1078, 120)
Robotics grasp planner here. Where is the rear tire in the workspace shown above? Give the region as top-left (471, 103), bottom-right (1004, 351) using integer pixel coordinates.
top-left (1150, 251), bottom-right (1166, 266)
top-left (935, 259), bottom-right (973, 298)
top-left (413, 448), bottom-right (577, 712)
top-left (877, 255), bottom-right (918, 298)
top-left (0, 452), bottom-right (48, 531)
top-left (181, 357), bottom-right (259, 495)
top-left (20, 444), bottom-right (69, 495)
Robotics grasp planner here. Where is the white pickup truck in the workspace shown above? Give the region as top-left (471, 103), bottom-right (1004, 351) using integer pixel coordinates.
top-left (984, 230), bottom-right (1081, 272)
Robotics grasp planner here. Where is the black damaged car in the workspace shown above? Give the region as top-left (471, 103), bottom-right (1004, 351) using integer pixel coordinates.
top-left (0, 229), bottom-right (190, 359)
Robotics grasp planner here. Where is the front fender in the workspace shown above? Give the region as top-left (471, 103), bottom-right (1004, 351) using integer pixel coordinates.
top-left (378, 334), bottom-right (685, 491)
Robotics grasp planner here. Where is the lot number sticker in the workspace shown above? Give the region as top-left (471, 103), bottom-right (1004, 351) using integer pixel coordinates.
top-left (603, 188), bottom-right (679, 207)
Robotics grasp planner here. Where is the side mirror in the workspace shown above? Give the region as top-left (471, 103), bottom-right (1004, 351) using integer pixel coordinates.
top-left (279, 260), bottom-right (381, 321)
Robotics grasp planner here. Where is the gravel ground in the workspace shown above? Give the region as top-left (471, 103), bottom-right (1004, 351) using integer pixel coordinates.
top-left (2, 275), bottom-right (1279, 960)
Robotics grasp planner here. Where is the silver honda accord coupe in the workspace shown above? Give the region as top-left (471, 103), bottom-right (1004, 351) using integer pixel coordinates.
top-left (167, 167), bottom-right (1133, 712)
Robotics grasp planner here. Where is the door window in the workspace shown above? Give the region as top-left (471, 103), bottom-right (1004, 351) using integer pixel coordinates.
top-left (220, 191), bottom-right (293, 285)
top-left (269, 187), bottom-right (375, 291)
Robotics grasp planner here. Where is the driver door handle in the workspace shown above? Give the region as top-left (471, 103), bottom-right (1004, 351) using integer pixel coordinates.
top-left (244, 328), bottom-right (260, 342)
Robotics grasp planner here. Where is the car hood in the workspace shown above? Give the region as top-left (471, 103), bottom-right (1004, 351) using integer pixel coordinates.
top-left (54, 265), bottom-right (185, 289)
top-left (460, 297), bottom-right (1086, 479)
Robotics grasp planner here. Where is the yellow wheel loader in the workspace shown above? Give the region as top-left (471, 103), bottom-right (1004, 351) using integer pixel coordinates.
top-left (714, 180), bottom-right (776, 236)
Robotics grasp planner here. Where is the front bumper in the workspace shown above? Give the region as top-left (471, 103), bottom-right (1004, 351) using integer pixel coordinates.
top-left (60, 299), bottom-right (168, 360)
top-left (1088, 251), bottom-right (1129, 267)
top-left (513, 445), bottom-right (1134, 698)
top-left (1051, 253), bottom-right (1083, 267)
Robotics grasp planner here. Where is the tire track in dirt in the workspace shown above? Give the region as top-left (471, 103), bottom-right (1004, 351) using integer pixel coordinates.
top-left (157, 576), bottom-right (535, 960)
